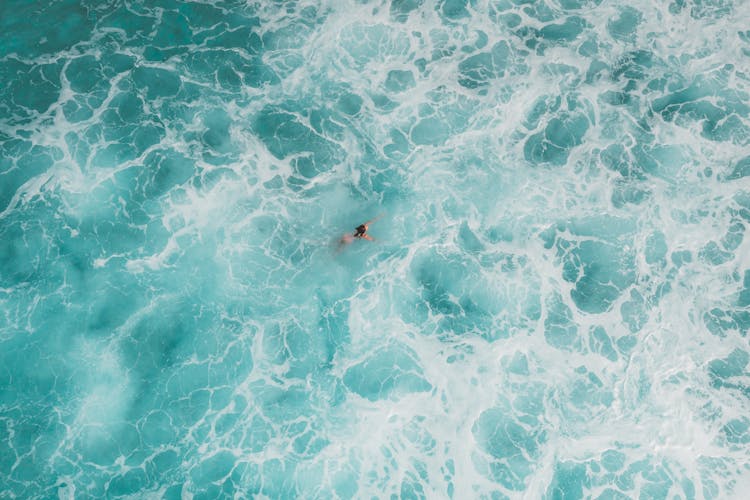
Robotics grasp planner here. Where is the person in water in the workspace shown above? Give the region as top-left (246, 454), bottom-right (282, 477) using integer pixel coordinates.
top-left (339, 217), bottom-right (379, 248)
top-left (353, 222), bottom-right (374, 241)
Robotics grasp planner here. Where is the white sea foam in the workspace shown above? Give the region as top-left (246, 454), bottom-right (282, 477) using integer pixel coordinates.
top-left (2, 0), bottom-right (749, 497)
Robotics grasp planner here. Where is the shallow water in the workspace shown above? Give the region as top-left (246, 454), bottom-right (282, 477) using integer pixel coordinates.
top-left (1, 0), bottom-right (750, 498)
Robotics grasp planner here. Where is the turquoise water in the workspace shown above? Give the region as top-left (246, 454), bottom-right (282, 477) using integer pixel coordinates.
top-left (2, 0), bottom-right (750, 497)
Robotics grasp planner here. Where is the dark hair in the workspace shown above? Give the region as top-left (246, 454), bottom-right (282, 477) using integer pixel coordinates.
top-left (354, 224), bottom-right (366, 236)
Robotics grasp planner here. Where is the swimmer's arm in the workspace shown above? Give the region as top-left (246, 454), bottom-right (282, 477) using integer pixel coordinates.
top-left (364, 213), bottom-right (384, 225)
top-left (362, 234), bottom-right (375, 241)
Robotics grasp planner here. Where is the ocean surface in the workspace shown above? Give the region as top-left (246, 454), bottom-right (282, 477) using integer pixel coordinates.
top-left (1, 0), bottom-right (750, 498)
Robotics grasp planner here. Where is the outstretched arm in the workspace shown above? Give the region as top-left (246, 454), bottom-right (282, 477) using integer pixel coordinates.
top-left (362, 234), bottom-right (375, 241)
top-left (364, 213), bottom-right (384, 226)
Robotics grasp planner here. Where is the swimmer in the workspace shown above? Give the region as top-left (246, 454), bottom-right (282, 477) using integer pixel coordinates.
top-left (353, 222), bottom-right (374, 241)
top-left (338, 216), bottom-right (380, 249)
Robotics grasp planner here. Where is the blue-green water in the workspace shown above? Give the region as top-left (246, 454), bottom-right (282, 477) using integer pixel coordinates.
top-left (2, 0), bottom-right (750, 498)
